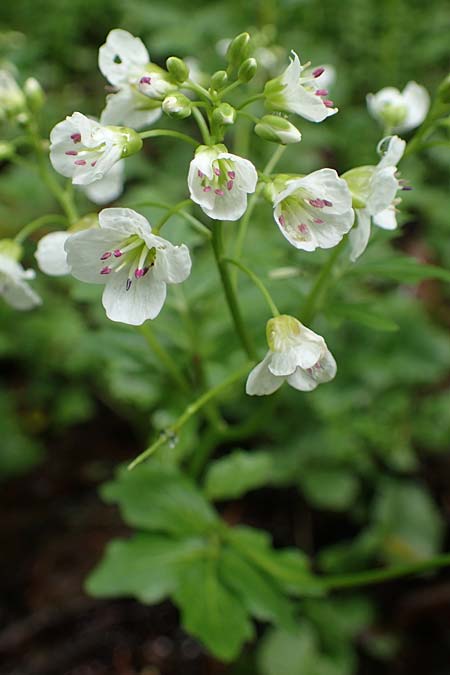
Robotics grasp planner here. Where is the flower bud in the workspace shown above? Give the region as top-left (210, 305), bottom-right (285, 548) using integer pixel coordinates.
top-left (212, 102), bottom-right (236, 126)
top-left (211, 70), bottom-right (228, 90)
top-left (162, 92), bottom-right (192, 119)
top-left (255, 115), bottom-right (301, 144)
top-left (341, 166), bottom-right (375, 209)
top-left (139, 69), bottom-right (177, 100)
top-left (438, 74), bottom-right (450, 104)
top-left (0, 238), bottom-right (22, 261)
top-left (23, 77), bottom-right (45, 112)
top-left (108, 126), bottom-right (143, 157)
top-left (166, 56), bottom-right (189, 84)
top-left (226, 32), bottom-right (250, 71)
top-left (0, 70), bottom-right (26, 119)
top-left (238, 57), bottom-right (257, 83)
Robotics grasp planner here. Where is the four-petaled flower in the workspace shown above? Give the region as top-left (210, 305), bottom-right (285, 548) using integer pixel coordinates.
top-left (272, 169), bottom-right (354, 251)
top-left (343, 135), bottom-right (407, 261)
top-left (0, 243), bottom-right (41, 310)
top-left (367, 82), bottom-right (429, 134)
top-left (64, 208), bottom-right (192, 325)
top-left (188, 144), bottom-right (258, 221)
top-left (264, 51), bottom-right (338, 122)
top-left (246, 314), bottom-right (337, 395)
top-left (49, 112), bottom-right (141, 186)
top-left (99, 29), bottom-right (163, 130)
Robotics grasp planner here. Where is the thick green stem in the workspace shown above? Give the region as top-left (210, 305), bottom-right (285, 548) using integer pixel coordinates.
top-left (211, 222), bottom-right (256, 360)
top-left (139, 129), bottom-right (198, 147)
top-left (322, 553), bottom-right (450, 591)
top-left (301, 238), bottom-right (347, 324)
top-left (222, 257), bottom-right (279, 317)
top-left (14, 214), bottom-right (68, 244)
top-left (128, 362), bottom-right (250, 469)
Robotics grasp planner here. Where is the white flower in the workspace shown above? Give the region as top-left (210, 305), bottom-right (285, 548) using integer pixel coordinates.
top-left (344, 135), bottom-right (407, 261)
top-left (35, 231), bottom-right (71, 276)
top-left (367, 82), bottom-right (429, 133)
top-left (246, 315), bottom-right (337, 395)
top-left (99, 29), bottom-right (162, 130)
top-left (138, 72), bottom-right (177, 101)
top-left (0, 243), bottom-right (41, 310)
top-left (83, 159), bottom-right (125, 204)
top-left (64, 208), bottom-right (192, 325)
top-left (0, 69), bottom-right (25, 119)
top-left (49, 112), bottom-right (141, 186)
top-left (188, 144), bottom-right (258, 221)
top-left (272, 168), bottom-right (354, 251)
top-left (264, 52), bottom-right (338, 122)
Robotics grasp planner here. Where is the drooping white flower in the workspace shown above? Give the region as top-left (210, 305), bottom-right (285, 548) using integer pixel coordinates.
top-left (246, 315), bottom-right (337, 396)
top-left (99, 29), bottom-right (162, 130)
top-left (188, 144), bottom-right (258, 221)
top-left (64, 208), bottom-right (192, 325)
top-left (367, 82), bottom-right (429, 133)
top-left (272, 169), bottom-right (354, 251)
top-left (343, 135), bottom-right (407, 261)
top-left (0, 69), bottom-right (25, 120)
top-left (35, 231), bottom-right (71, 276)
top-left (49, 112), bottom-right (141, 187)
top-left (264, 52), bottom-right (338, 122)
top-left (83, 159), bottom-right (125, 204)
top-left (0, 241), bottom-right (41, 310)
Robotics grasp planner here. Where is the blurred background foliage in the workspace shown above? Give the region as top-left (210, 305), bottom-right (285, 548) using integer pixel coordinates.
top-left (1, 0), bottom-right (450, 673)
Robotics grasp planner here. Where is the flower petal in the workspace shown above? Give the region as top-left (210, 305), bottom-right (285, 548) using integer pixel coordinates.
top-left (102, 267), bottom-right (167, 325)
top-left (246, 352), bottom-right (285, 396)
top-left (100, 87), bottom-right (162, 130)
top-left (152, 243), bottom-right (192, 284)
top-left (65, 228), bottom-right (122, 283)
top-left (35, 231), bottom-right (71, 276)
top-left (99, 29), bottom-right (149, 86)
top-left (83, 160), bottom-right (125, 204)
top-left (402, 81), bottom-right (430, 132)
top-left (349, 209), bottom-right (371, 261)
top-left (99, 207), bottom-right (152, 239)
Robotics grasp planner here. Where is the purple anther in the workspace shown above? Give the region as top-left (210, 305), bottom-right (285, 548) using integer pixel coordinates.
top-left (279, 215), bottom-right (286, 227)
top-left (74, 159), bottom-right (87, 166)
top-left (298, 223), bottom-right (309, 234)
top-left (315, 89), bottom-right (328, 96)
top-left (65, 150), bottom-right (78, 156)
top-left (197, 169), bottom-right (204, 178)
top-left (323, 199), bottom-right (333, 207)
top-left (91, 161), bottom-right (97, 167)
top-left (134, 268), bottom-right (145, 279)
top-left (402, 186), bottom-right (413, 191)
top-left (227, 180), bottom-right (234, 191)
top-left (70, 133), bottom-right (81, 143)
top-left (140, 76), bottom-right (152, 85)
top-left (126, 278), bottom-right (132, 291)
top-left (213, 167), bottom-right (221, 176)
top-left (227, 171), bottom-right (236, 179)
top-left (309, 198), bottom-right (324, 208)
top-left (214, 189), bottom-right (224, 196)
top-left (324, 99), bottom-right (335, 108)
top-left (100, 251), bottom-right (112, 260)
top-left (313, 218), bottom-right (324, 224)
top-left (203, 186), bottom-right (212, 192)
top-left (312, 67), bottom-right (325, 78)
top-left (100, 266), bottom-right (112, 275)
top-left (113, 249), bottom-right (122, 257)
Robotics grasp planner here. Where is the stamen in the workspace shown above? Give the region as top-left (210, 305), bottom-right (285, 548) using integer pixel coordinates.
top-left (312, 67), bottom-right (325, 78)
top-left (323, 199), bottom-right (333, 207)
top-left (140, 76), bottom-right (152, 85)
top-left (100, 252), bottom-right (112, 260)
top-left (298, 223), bottom-right (309, 234)
top-left (203, 186), bottom-right (212, 192)
top-left (113, 249), bottom-right (122, 257)
top-left (91, 161), bottom-right (97, 167)
top-left (315, 89), bottom-right (328, 96)
top-left (279, 215), bottom-right (286, 227)
top-left (309, 198), bottom-right (325, 208)
top-left (65, 150), bottom-right (78, 156)
top-left (197, 169), bottom-right (204, 178)
top-left (215, 189), bottom-right (225, 196)
top-left (313, 218), bottom-right (324, 224)
top-left (100, 266), bottom-right (112, 275)
top-left (135, 268), bottom-right (145, 278)
top-left (228, 171), bottom-right (236, 179)
top-left (74, 159), bottom-right (87, 166)
top-left (126, 278), bottom-right (132, 291)
top-left (213, 167), bottom-right (221, 176)
top-left (324, 100), bottom-right (335, 108)
top-left (70, 133), bottom-right (81, 143)
top-left (227, 180), bottom-right (234, 191)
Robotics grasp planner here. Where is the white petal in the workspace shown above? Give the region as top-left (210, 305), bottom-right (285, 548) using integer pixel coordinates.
top-left (65, 228), bottom-right (122, 283)
top-left (102, 267), bottom-right (167, 325)
top-left (152, 243), bottom-right (192, 284)
top-left (203, 187), bottom-right (249, 221)
top-left (35, 231), bottom-right (71, 276)
top-left (401, 81), bottom-right (430, 132)
top-left (192, 147), bottom-right (219, 180)
top-left (83, 160), bottom-right (125, 204)
top-left (99, 207), bottom-right (152, 239)
top-left (246, 352), bottom-right (285, 396)
top-left (100, 87), bottom-right (162, 130)
top-left (219, 153), bottom-right (258, 193)
top-left (349, 209), bottom-right (371, 261)
top-left (268, 348), bottom-right (300, 376)
top-left (98, 29), bottom-right (149, 86)
top-left (377, 135), bottom-right (406, 169)
top-left (1, 279), bottom-right (41, 310)
top-left (367, 166), bottom-right (398, 215)
top-left (286, 367), bottom-right (318, 391)
top-left (283, 84), bottom-right (332, 122)
top-left (373, 207), bottom-right (397, 230)
top-left (366, 87), bottom-right (403, 120)
top-left (282, 51), bottom-right (303, 89)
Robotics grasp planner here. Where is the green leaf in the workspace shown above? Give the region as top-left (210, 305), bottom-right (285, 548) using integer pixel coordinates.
top-left (299, 467), bottom-right (359, 511)
top-left (101, 464), bottom-right (218, 537)
top-left (174, 557), bottom-right (254, 661)
top-left (85, 533), bottom-right (206, 603)
top-left (350, 256), bottom-right (450, 284)
top-left (228, 526), bottom-right (324, 597)
top-left (219, 546), bottom-right (296, 629)
top-left (329, 303), bottom-right (399, 332)
top-left (204, 450), bottom-right (274, 500)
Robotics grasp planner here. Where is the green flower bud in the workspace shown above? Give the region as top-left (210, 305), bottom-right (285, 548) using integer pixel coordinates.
top-left (162, 92), bottom-right (192, 119)
top-left (211, 70), bottom-right (228, 90)
top-left (108, 126), bottom-right (143, 157)
top-left (238, 57), bottom-right (257, 83)
top-left (212, 102), bottom-right (236, 126)
top-left (438, 74), bottom-right (450, 104)
top-left (166, 56), bottom-right (189, 84)
top-left (255, 115), bottom-right (301, 144)
top-left (0, 238), bottom-right (23, 261)
top-left (23, 77), bottom-right (45, 112)
top-left (226, 32), bottom-right (250, 71)
top-left (341, 166), bottom-right (375, 209)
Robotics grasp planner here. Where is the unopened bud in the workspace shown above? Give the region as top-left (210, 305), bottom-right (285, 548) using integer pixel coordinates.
top-left (212, 102), bottom-right (236, 126)
top-left (108, 126), bottom-right (143, 157)
top-left (162, 92), bottom-right (192, 119)
top-left (226, 32), bottom-right (250, 71)
top-left (24, 77), bottom-right (45, 112)
top-left (238, 58), bottom-right (257, 83)
top-left (211, 70), bottom-right (228, 90)
top-left (255, 115), bottom-right (301, 144)
top-left (438, 74), bottom-right (450, 103)
top-left (166, 56), bottom-right (189, 84)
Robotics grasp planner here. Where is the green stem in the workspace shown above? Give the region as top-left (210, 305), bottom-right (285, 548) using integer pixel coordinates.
top-left (301, 237), bottom-right (347, 324)
top-left (219, 80), bottom-right (242, 98)
top-left (322, 553), bottom-right (450, 591)
top-left (237, 93), bottom-right (265, 110)
top-left (211, 222), bottom-right (256, 360)
top-left (128, 362), bottom-right (250, 469)
top-left (154, 199), bottom-right (192, 232)
top-left (222, 257), bottom-right (280, 316)
top-left (184, 80), bottom-right (214, 103)
top-left (139, 323), bottom-right (190, 394)
top-left (128, 200), bottom-right (211, 239)
top-left (139, 129), bottom-right (198, 147)
top-left (404, 99), bottom-right (448, 157)
top-left (191, 107), bottom-right (211, 145)
top-left (14, 213), bottom-right (68, 244)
